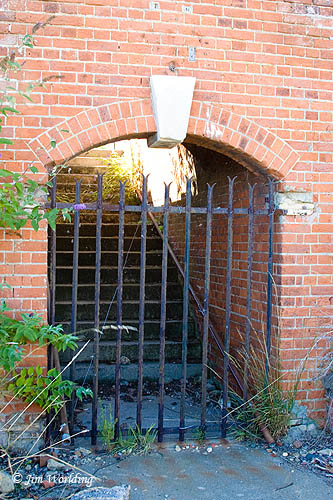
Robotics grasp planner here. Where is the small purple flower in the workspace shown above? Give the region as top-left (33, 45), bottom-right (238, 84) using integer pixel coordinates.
top-left (73, 203), bottom-right (87, 211)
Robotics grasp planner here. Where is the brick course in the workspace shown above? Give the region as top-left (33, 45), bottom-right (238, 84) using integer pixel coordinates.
top-left (0, 0), bottom-right (332, 424)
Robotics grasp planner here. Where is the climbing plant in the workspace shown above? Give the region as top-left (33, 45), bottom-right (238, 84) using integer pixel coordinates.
top-left (0, 20), bottom-right (71, 234)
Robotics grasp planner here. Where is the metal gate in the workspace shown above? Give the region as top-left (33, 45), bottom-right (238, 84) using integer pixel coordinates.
top-left (48, 174), bottom-right (275, 444)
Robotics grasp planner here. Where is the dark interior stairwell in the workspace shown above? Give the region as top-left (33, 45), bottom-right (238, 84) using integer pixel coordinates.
top-left (50, 149), bottom-right (202, 383)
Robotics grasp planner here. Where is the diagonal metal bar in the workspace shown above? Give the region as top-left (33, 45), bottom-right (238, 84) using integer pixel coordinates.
top-left (138, 192), bottom-right (244, 395)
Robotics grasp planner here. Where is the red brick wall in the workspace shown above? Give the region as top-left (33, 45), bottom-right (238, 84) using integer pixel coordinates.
top-left (1, 0), bottom-right (332, 422)
top-left (168, 146), bottom-right (279, 386)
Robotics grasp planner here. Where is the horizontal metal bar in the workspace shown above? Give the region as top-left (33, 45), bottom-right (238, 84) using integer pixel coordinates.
top-left (82, 422), bottom-right (223, 438)
top-left (45, 202), bottom-right (270, 216)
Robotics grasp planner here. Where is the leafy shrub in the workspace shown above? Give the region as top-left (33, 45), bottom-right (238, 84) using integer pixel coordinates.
top-left (0, 301), bottom-right (92, 412)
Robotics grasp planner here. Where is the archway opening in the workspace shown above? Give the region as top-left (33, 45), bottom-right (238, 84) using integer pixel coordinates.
top-left (48, 136), bottom-right (278, 443)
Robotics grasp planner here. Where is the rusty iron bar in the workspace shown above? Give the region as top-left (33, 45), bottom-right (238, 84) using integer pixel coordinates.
top-left (137, 186), bottom-right (274, 444)
top-left (265, 179), bottom-right (275, 380)
top-left (69, 179), bottom-right (81, 434)
top-left (91, 174), bottom-right (103, 445)
top-left (46, 177), bottom-right (57, 447)
top-left (114, 181), bottom-right (126, 439)
top-left (221, 176), bottom-right (235, 439)
top-left (49, 178), bottom-right (275, 442)
top-left (243, 184), bottom-right (255, 401)
top-left (200, 184), bottom-right (214, 431)
top-left (158, 183), bottom-right (170, 443)
top-left (48, 200), bottom-right (271, 217)
top-left (179, 177), bottom-right (192, 442)
top-left (48, 177), bottom-right (57, 328)
top-left (136, 175), bottom-right (148, 431)
top-left (136, 190), bottom-right (244, 394)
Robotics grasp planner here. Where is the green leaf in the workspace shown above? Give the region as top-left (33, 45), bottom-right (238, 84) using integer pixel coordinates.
top-left (0, 138), bottom-right (13, 145)
top-left (7, 61), bottom-right (21, 70)
top-left (29, 166), bottom-right (38, 173)
top-left (50, 140), bottom-right (56, 149)
top-left (22, 35), bottom-right (34, 48)
top-left (31, 219), bottom-right (39, 232)
top-left (0, 106), bottom-right (20, 115)
top-left (60, 129), bottom-right (69, 133)
top-left (0, 168), bottom-right (13, 177)
top-left (20, 93), bottom-right (33, 102)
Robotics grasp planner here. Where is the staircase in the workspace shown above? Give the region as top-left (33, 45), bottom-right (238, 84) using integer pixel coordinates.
top-left (51, 149), bottom-right (202, 383)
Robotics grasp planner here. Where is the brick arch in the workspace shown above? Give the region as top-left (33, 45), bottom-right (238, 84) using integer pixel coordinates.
top-left (28, 99), bottom-right (299, 179)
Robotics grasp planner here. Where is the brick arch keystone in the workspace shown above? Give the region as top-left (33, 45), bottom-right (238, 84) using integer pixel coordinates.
top-left (28, 99), bottom-right (300, 179)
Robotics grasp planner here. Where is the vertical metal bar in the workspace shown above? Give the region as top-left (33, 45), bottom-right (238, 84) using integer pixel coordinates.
top-left (221, 176), bottom-right (235, 438)
top-left (46, 176), bottom-right (57, 447)
top-left (136, 175), bottom-right (148, 431)
top-left (69, 179), bottom-right (81, 433)
top-left (201, 184), bottom-right (214, 431)
top-left (179, 178), bottom-right (192, 442)
top-left (115, 181), bottom-right (126, 438)
top-left (243, 184), bottom-right (255, 401)
top-left (48, 177), bottom-right (57, 327)
top-left (91, 174), bottom-right (103, 445)
top-left (265, 180), bottom-right (274, 380)
top-left (158, 183), bottom-right (170, 443)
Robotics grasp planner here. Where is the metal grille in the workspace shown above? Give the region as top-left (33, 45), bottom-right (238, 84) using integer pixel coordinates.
top-left (48, 175), bottom-right (275, 445)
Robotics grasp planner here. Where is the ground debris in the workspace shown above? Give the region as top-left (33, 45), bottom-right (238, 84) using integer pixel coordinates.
top-left (71, 484), bottom-right (130, 500)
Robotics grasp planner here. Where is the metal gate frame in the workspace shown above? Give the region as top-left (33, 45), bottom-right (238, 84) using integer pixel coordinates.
top-left (48, 175), bottom-right (275, 444)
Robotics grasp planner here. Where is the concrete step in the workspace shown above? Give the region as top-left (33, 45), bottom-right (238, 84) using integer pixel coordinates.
top-left (61, 340), bottom-right (202, 364)
top-left (55, 223), bottom-right (157, 238)
top-left (55, 236), bottom-right (163, 252)
top-left (55, 300), bottom-right (185, 322)
top-left (62, 361), bottom-right (202, 383)
top-left (52, 213), bottom-right (143, 225)
top-left (58, 319), bottom-right (197, 340)
top-left (55, 283), bottom-right (183, 302)
top-left (61, 213), bottom-right (142, 224)
top-left (54, 251), bottom-right (172, 268)
top-left (56, 171), bottom-right (109, 184)
top-left (55, 266), bottom-right (179, 284)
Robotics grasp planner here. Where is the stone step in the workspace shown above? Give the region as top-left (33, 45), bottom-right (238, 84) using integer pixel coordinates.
top-left (52, 213), bottom-right (143, 225)
top-left (67, 151), bottom-right (120, 166)
top-left (56, 171), bottom-right (109, 184)
top-left (55, 236), bottom-right (163, 252)
top-left (58, 213), bottom-right (142, 224)
top-left (55, 223), bottom-right (157, 238)
top-left (55, 266), bottom-right (179, 284)
top-left (62, 361), bottom-right (202, 383)
top-left (55, 283), bottom-right (183, 302)
top-left (61, 339), bottom-right (202, 364)
top-left (54, 251), bottom-right (172, 268)
top-left (58, 319), bottom-right (197, 340)
top-left (55, 300), bottom-right (185, 322)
